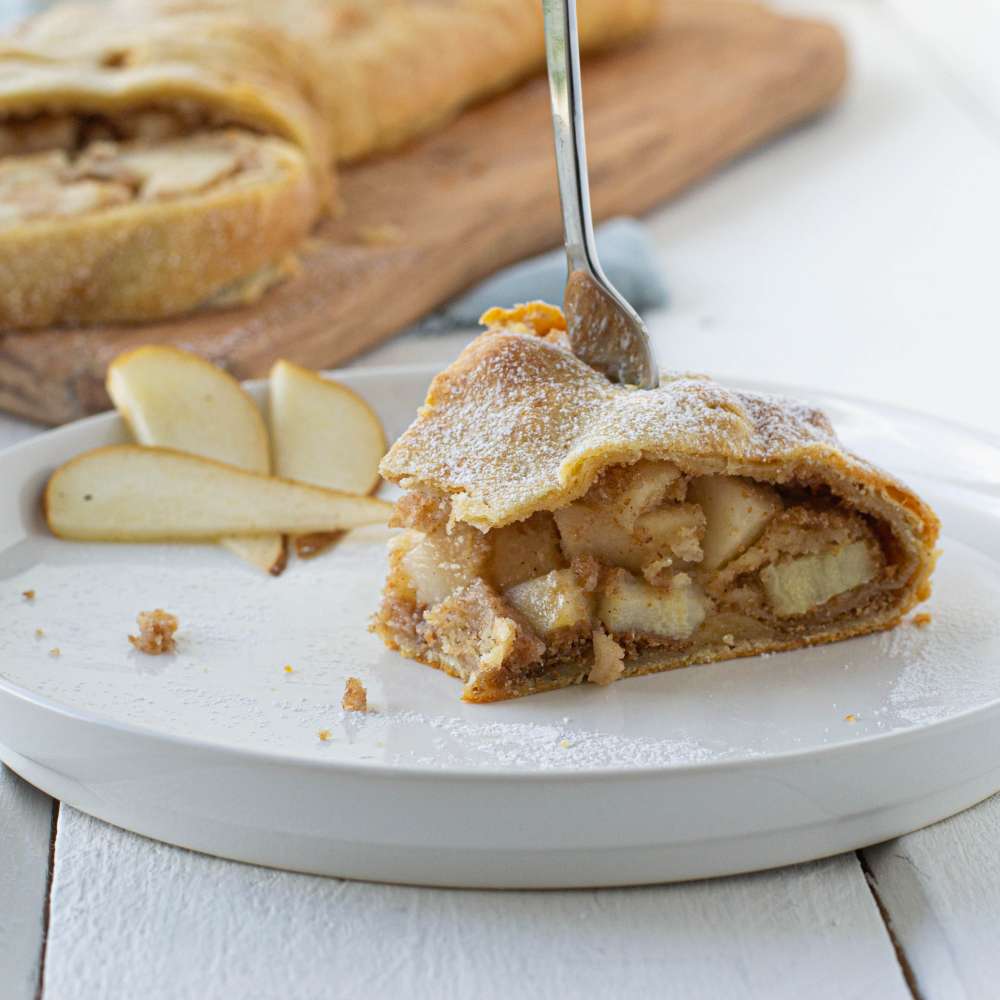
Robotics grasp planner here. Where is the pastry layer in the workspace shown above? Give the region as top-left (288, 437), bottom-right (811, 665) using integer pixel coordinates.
top-left (0, 129), bottom-right (316, 326)
top-left (0, 0), bottom-right (658, 327)
top-left (372, 305), bottom-right (940, 702)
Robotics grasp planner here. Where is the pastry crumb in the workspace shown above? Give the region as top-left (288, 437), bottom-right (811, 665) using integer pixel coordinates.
top-left (559, 738), bottom-right (572, 749)
top-left (844, 713), bottom-right (858, 723)
top-left (48, 647), bottom-right (60, 658)
top-left (342, 676), bottom-right (368, 712)
top-left (589, 629), bottom-right (625, 686)
top-left (722, 633), bottom-right (736, 647)
top-left (34, 627), bottom-right (44, 638)
top-left (912, 612), bottom-right (932, 628)
top-left (128, 609), bottom-right (179, 655)
top-left (283, 664), bottom-right (294, 674)
top-left (317, 729), bottom-right (332, 742)
top-left (22, 589), bottom-right (35, 601)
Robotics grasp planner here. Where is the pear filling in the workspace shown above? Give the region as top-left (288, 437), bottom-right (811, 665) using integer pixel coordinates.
top-left (387, 460), bottom-right (894, 690)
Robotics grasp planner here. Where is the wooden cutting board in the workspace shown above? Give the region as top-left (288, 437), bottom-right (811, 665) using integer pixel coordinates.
top-left (0, 0), bottom-right (845, 425)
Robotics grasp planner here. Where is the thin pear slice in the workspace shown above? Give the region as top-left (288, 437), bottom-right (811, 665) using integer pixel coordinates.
top-left (45, 445), bottom-right (392, 542)
top-left (106, 345), bottom-right (286, 574)
top-left (269, 359), bottom-right (387, 558)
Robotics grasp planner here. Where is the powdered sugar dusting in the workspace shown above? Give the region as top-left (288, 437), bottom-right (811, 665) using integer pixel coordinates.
top-left (381, 328), bottom-right (846, 529)
top-left (2, 524), bottom-right (998, 773)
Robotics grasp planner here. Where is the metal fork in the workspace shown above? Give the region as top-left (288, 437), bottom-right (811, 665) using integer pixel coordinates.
top-left (542, 0), bottom-right (659, 389)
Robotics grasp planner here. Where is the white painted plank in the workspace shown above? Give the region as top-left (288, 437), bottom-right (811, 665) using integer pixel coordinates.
top-left (42, 808), bottom-right (910, 1000)
top-left (640, 0), bottom-right (1000, 436)
top-left (880, 0), bottom-right (1000, 134)
top-left (362, 0), bottom-right (1000, 436)
top-left (0, 765), bottom-right (53, 1000)
top-left (863, 791), bottom-right (1000, 1000)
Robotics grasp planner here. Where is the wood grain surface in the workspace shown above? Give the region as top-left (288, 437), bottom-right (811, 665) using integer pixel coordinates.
top-left (41, 807), bottom-right (908, 1000)
top-left (0, 766), bottom-right (53, 1000)
top-left (862, 794), bottom-right (1000, 1000)
top-left (0, 0), bottom-right (845, 425)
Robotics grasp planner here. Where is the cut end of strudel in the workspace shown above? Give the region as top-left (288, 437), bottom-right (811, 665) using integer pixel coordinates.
top-left (372, 303), bottom-right (940, 703)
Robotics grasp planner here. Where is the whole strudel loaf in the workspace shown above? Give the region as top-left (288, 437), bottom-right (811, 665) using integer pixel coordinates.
top-left (0, 0), bottom-right (657, 327)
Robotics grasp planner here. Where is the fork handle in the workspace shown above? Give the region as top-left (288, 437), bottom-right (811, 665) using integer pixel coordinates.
top-left (543, 0), bottom-right (601, 277)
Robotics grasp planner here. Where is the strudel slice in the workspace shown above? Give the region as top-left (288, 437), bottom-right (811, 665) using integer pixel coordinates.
top-left (372, 303), bottom-right (940, 703)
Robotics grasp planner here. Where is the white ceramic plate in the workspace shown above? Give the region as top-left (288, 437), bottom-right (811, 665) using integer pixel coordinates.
top-left (2, 366), bottom-right (1000, 888)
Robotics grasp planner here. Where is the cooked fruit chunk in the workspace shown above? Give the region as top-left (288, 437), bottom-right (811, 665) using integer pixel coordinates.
top-left (632, 503), bottom-right (706, 564)
top-left (399, 525), bottom-right (489, 607)
top-left (44, 445), bottom-right (391, 540)
top-left (593, 460), bottom-right (684, 530)
top-left (688, 476), bottom-right (782, 570)
top-left (597, 570), bottom-right (710, 639)
top-left (106, 344), bottom-right (285, 575)
top-left (760, 541), bottom-right (877, 617)
top-left (554, 502), bottom-right (647, 572)
top-left (503, 569), bottom-right (593, 637)
top-left (488, 512), bottom-right (564, 590)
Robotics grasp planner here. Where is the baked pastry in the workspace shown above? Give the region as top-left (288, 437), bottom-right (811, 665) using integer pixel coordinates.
top-left (0, 130), bottom-right (316, 326)
top-left (372, 303), bottom-right (940, 702)
top-left (137, 0), bottom-right (659, 163)
top-left (0, 3), bottom-right (331, 326)
top-left (0, 0), bottom-right (657, 328)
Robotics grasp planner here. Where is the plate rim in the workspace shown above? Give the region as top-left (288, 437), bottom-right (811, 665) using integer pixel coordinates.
top-left (1, 364), bottom-right (995, 780)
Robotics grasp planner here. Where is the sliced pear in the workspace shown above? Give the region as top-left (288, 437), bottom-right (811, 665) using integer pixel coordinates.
top-left (106, 345), bottom-right (286, 575)
top-left (688, 476), bottom-right (782, 571)
top-left (45, 445), bottom-right (392, 541)
top-left (594, 460), bottom-right (683, 530)
top-left (399, 525), bottom-right (490, 607)
top-left (503, 569), bottom-right (593, 637)
top-left (632, 503), bottom-right (706, 564)
top-left (269, 359), bottom-right (387, 558)
top-left (488, 512), bottom-right (565, 590)
top-left (760, 541), bottom-right (877, 617)
top-left (553, 502), bottom-right (648, 573)
top-left (597, 569), bottom-right (709, 639)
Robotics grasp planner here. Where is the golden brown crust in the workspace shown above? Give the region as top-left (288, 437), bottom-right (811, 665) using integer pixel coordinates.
top-left (0, 131), bottom-right (317, 327)
top-left (0, 1), bottom-right (658, 328)
top-left (0, 4), bottom-right (332, 185)
top-left (380, 304), bottom-right (938, 576)
top-left (375, 303), bottom-right (941, 701)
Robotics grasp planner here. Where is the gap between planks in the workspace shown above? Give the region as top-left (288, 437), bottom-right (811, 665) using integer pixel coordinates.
top-left (857, 850), bottom-right (923, 1000)
top-left (34, 800), bottom-right (59, 1000)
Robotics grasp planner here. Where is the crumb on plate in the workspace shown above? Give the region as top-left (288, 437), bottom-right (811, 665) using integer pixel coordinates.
top-left (22, 589), bottom-right (35, 601)
top-left (34, 627), bottom-right (44, 638)
top-left (128, 609), bottom-right (179, 655)
top-left (912, 612), bottom-right (932, 628)
top-left (317, 729), bottom-right (332, 742)
top-left (844, 713), bottom-right (858, 723)
top-left (49, 647), bottom-right (60, 658)
top-left (283, 664), bottom-right (294, 674)
top-left (342, 676), bottom-right (368, 712)
top-left (559, 738), bottom-right (572, 749)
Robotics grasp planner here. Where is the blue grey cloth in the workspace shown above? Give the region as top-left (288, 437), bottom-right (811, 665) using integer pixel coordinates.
top-left (419, 217), bottom-right (668, 331)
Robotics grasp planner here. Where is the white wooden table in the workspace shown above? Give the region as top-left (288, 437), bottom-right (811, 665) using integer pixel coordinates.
top-left (3, 2), bottom-right (999, 997)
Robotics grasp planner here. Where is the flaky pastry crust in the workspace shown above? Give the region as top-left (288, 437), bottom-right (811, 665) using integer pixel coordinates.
top-left (0, 0), bottom-right (657, 328)
top-left (374, 304), bottom-right (940, 702)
